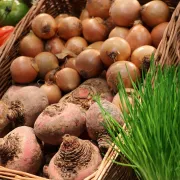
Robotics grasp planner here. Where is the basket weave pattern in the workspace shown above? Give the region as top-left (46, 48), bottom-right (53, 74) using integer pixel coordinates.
top-left (0, 0), bottom-right (179, 180)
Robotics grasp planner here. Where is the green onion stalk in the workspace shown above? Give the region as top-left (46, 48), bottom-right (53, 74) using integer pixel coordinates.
top-left (95, 56), bottom-right (180, 180)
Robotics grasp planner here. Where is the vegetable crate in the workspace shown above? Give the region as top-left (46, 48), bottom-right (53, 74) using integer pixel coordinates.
top-left (0, 0), bottom-right (179, 179)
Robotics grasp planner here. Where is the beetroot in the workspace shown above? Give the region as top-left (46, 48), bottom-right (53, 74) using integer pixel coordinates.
top-left (0, 126), bottom-right (43, 174)
top-left (34, 103), bottom-right (86, 145)
top-left (1, 86), bottom-right (49, 127)
top-left (47, 134), bottom-right (102, 180)
top-left (59, 78), bottom-right (113, 110)
top-left (86, 99), bottom-right (124, 150)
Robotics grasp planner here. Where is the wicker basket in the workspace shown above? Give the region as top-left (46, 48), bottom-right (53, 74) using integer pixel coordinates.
top-left (0, 0), bottom-right (179, 180)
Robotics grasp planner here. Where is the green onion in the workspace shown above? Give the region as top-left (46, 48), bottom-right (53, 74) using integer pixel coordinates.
top-left (95, 57), bottom-right (180, 180)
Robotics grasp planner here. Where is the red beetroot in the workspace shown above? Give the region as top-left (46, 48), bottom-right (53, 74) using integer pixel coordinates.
top-left (0, 126), bottom-right (43, 174)
top-left (47, 134), bottom-right (102, 180)
top-left (34, 103), bottom-right (86, 145)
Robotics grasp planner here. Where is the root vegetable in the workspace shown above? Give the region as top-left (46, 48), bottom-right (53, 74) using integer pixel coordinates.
top-left (86, 41), bottom-right (104, 51)
top-left (55, 68), bottom-right (81, 92)
top-left (100, 37), bottom-right (131, 67)
top-left (48, 134), bottom-right (102, 180)
top-left (110, 0), bottom-right (141, 27)
top-left (10, 56), bottom-right (38, 84)
top-left (79, 9), bottom-right (90, 21)
top-left (45, 37), bottom-right (65, 54)
top-left (34, 52), bottom-right (59, 79)
top-left (61, 58), bottom-right (77, 71)
top-left (55, 14), bottom-right (69, 24)
top-left (2, 86), bottom-right (48, 127)
top-left (0, 126), bottom-right (43, 174)
top-left (34, 103), bottom-right (86, 145)
top-left (31, 13), bottom-right (57, 39)
top-left (19, 32), bottom-right (44, 57)
top-left (106, 61), bottom-right (140, 93)
top-left (75, 49), bottom-right (104, 79)
top-left (131, 45), bottom-right (156, 70)
top-left (65, 36), bottom-right (88, 55)
top-left (108, 27), bottom-right (129, 39)
top-left (86, 100), bottom-right (124, 150)
top-left (57, 16), bottom-right (82, 40)
top-left (59, 78), bottom-right (113, 110)
top-left (126, 24), bottom-right (152, 51)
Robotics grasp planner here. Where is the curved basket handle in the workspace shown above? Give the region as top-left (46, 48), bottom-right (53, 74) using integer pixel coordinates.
top-left (176, 29), bottom-right (180, 61)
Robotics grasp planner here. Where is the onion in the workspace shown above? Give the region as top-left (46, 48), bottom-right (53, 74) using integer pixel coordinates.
top-left (105, 16), bottom-right (116, 33)
top-left (86, 0), bottom-right (112, 19)
top-left (141, 1), bottom-right (170, 27)
top-left (55, 14), bottom-right (69, 24)
top-left (34, 52), bottom-right (59, 79)
top-left (79, 9), bottom-right (90, 21)
top-left (106, 61), bottom-right (140, 92)
top-left (31, 13), bottom-right (57, 39)
top-left (100, 37), bottom-right (131, 67)
top-left (131, 45), bottom-right (156, 70)
top-left (126, 24), bottom-right (152, 52)
top-left (65, 36), bottom-right (88, 55)
top-left (57, 16), bottom-right (82, 40)
top-left (75, 49), bottom-right (104, 79)
top-left (82, 17), bottom-right (108, 43)
top-left (10, 56), bottom-right (38, 84)
top-left (55, 68), bottom-right (81, 92)
top-left (44, 69), bottom-right (58, 83)
top-left (45, 37), bottom-right (65, 54)
top-left (40, 82), bottom-right (62, 104)
top-left (151, 22), bottom-right (169, 48)
top-left (108, 27), bottom-right (129, 39)
top-left (112, 91), bottom-right (134, 113)
top-left (19, 32), bottom-right (44, 57)
top-left (109, 0), bottom-right (141, 27)
top-left (61, 58), bottom-right (77, 71)
top-left (86, 41), bottom-right (104, 51)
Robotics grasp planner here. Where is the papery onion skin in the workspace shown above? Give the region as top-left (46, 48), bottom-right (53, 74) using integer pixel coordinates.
top-left (109, 0), bottom-right (141, 27)
top-left (76, 49), bottom-right (104, 79)
top-left (57, 16), bottom-right (82, 40)
top-left (86, 0), bottom-right (112, 19)
top-left (10, 56), bottom-right (38, 84)
top-left (40, 83), bottom-right (62, 104)
top-left (100, 37), bottom-right (131, 67)
top-left (55, 68), bottom-right (81, 92)
top-left (82, 17), bottom-right (108, 43)
top-left (61, 58), bottom-right (77, 71)
top-left (106, 61), bottom-right (140, 93)
top-left (79, 9), bottom-right (90, 21)
top-left (126, 24), bottom-right (152, 52)
top-left (65, 36), bottom-right (88, 55)
top-left (19, 32), bottom-right (44, 58)
top-left (151, 22), bottom-right (168, 48)
top-left (141, 1), bottom-right (170, 27)
top-left (45, 37), bottom-right (65, 54)
top-left (131, 45), bottom-right (156, 70)
top-left (55, 14), bottom-right (69, 24)
top-left (86, 41), bottom-right (104, 51)
top-left (34, 52), bottom-right (59, 79)
top-left (108, 27), bottom-right (129, 39)
top-left (31, 13), bottom-right (57, 39)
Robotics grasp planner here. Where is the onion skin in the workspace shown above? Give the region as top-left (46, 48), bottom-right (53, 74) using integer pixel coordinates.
top-left (19, 32), bottom-right (44, 58)
top-left (106, 61), bottom-right (140, 93)
top-left (109, 0), bottom-right (141, 27)
top-left (55, 14), bottom-right (69, 24)
top-left (76, 49), bottom-right (104, 79)
top-left (82, 17), bottom-right (108, 43)
top-left (61, 58), bottom-right (77, 71)
top-left (40, 83), bottom-right (62, 104)
top-left (151, 22), bottom-right (168, 48)
top-left (126, 24), bottom-right (152, 52)
top-left (31, 13), bottom-right (57, 39)
top-left (131, 45), bottom-right (156, 70)
top-left (65, 36), bottom-right (88, 55)
top-left (57, 16), bottom-right (82, 40)
top-left (10, 56), bottom-right (38, 84)
top-left (108, 27), bottom-right (129, 39)
top-left (79, 9), bottom-right (90, 21)
top-left (86, 0), bottom-right (112, 19)
top-left (100, 37), bottom-right (131, 67)
top-left (141, 1), bottom-right (170, 27)
top-left (55, 68), bottom-right (81, 92)
top-left (34, 52), bottom-right (59, 79)
top-left (45, 37), bottom-right (65, 54)
top-left (86, 41), bottom-right (104, 51)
